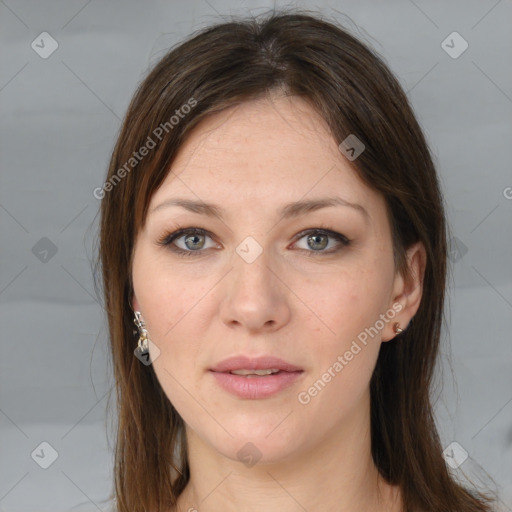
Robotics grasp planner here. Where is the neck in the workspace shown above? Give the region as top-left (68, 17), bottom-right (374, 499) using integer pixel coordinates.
top-left (175, 392), bottom-right (401, 512)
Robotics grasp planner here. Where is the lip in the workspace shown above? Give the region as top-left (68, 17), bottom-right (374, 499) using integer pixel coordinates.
top-left (209, 355), bottom-right (304, 399)
top-left (210, 355), bottom-right (303, 373)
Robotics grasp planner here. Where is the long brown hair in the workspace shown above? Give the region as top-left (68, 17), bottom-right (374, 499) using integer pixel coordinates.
top-left (96, 9), bottom-right (497, 512)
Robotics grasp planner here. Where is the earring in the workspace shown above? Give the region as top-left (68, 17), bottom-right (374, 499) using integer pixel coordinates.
top-left (134, 311), bottom-right (150, 355)
top-left (393, 322), bottom-right (403, 334)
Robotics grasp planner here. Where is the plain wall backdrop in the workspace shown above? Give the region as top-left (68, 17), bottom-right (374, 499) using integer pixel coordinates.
top-left (0, 0), bottom-right (511, 510)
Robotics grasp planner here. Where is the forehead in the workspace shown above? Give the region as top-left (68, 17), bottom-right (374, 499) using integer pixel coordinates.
top-left (149, 94), bottom-right (383, 221)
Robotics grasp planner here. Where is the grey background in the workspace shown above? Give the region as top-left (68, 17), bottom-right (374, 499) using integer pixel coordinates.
top-left (0, 0), bottom-right (511, 511)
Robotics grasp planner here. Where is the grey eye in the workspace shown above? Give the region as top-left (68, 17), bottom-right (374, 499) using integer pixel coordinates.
top-left (306, 233), bottom-right (329, 251)
top-left (182, 233), bottom-right (207, 250)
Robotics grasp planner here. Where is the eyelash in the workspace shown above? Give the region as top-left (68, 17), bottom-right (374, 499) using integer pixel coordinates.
top-left (156, 225), bottom-right (351, 258)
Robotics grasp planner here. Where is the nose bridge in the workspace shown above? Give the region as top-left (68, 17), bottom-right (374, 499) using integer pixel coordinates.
top-left (232, 234), bottom-right (277, 296)
top-left (220, 234), bottom-right (290, 331)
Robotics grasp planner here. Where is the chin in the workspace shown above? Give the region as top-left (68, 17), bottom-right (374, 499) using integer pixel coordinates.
top-left (220, 437), bottom-right (301, 467)
top-left (193, 416), bottom-right (308, 467)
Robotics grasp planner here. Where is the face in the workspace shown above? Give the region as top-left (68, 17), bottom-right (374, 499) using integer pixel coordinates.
top-left (131, 93), bottom-right (411, 465)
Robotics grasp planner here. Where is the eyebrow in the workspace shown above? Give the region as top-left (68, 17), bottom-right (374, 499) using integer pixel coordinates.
top-left (151, 196), bottom-right (369, 222)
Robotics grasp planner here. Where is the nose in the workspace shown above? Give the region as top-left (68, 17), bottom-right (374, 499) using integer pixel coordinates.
top-left (218, 245), bottom-right (291, 334)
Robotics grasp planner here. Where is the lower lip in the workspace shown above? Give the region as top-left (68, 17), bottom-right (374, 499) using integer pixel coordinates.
top-left (210, 370), bottom-right (304, 399)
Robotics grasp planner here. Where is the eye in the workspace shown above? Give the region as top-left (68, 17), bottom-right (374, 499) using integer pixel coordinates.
top-left (156, 226), bottom-right (351, 257)
top-left (156, 228), bottom-right (218, 257)
top-left (292, 228), bottom-right (351, 256)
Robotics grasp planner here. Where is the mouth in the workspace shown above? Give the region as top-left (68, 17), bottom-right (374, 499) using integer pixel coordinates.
top-left (209, 355), bottom-right (304, 399)
top-left (228, 368), bottom-right (282, 376)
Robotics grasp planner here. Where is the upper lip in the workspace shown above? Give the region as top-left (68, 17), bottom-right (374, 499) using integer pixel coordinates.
top-left (209, 355), bottom-right (303, 373)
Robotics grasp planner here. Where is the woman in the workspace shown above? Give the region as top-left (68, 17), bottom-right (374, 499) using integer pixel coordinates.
top-left (97, 10), bottom-right (497, 512)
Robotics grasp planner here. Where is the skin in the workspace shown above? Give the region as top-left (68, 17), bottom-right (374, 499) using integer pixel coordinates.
top-left (131, 91), bottom-right (426, 512)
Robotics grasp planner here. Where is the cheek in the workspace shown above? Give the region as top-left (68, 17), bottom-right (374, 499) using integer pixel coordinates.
top-left (299, 265), bottom-right (390, 404)
top-left (132, 249), bottom-right (202, 342)
top-left (296, 275), bottom-right (385, 420)
top-left (306, 264), bottom-right (388, 340)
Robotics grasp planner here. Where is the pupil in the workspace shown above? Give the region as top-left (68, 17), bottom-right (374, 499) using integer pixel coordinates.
top-left (308, 233), bottom-right (327, 251)
top-left (186, 234), bottom-right (203, 250)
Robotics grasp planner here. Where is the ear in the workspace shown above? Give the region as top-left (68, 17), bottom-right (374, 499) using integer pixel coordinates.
top-left (381, 241), bottom-right (426, 342)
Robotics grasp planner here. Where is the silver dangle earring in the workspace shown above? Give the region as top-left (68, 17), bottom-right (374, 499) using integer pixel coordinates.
top-left (134, 311), bottom-right (150, 356)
